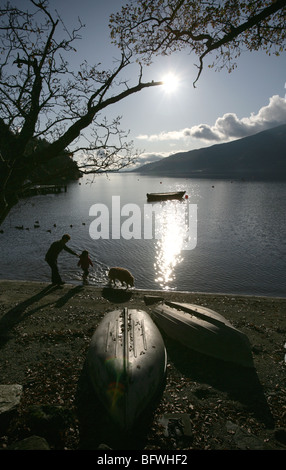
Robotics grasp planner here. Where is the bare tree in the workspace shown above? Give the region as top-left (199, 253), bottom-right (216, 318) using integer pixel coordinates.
top-left (0, 0), bottom-right (162, 224)
top-left (110, 0), bottom-right (286, 86)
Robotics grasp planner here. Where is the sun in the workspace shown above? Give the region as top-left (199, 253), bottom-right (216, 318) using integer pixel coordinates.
top-left (162, 73), bottom-right (179, 93)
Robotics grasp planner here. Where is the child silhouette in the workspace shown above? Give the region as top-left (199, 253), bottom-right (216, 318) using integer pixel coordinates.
top-left (78, 250), bottom-right (93, 282)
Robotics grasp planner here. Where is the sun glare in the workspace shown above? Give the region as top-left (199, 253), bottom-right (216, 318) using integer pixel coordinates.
top-left (162, 73), bottom-right (179, 93)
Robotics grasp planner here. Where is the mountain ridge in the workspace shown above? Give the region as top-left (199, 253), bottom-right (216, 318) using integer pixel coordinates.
top-left (134, 123), bottom-right (286, 180)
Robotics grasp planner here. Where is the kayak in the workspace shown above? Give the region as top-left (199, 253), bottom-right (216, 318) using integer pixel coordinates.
top-left (152, 301), bottom-right (254, 368)
top-left (87, 307), bottom-right (167, 430)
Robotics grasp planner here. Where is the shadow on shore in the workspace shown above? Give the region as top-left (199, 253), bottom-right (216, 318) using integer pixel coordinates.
top-left (165, 337), bottom-right (274, 429)
top-left (0, 284), bottom-right (83, 347)
top-left (101, 286), bottom-right (133, 303)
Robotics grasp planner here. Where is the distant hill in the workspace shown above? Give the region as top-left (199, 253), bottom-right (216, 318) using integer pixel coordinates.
top-left (134, 124), bottom-right (286, 180)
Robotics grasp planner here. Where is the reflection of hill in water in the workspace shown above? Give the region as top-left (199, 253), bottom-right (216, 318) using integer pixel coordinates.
top-left (135, 124), bottom-right (286, 180)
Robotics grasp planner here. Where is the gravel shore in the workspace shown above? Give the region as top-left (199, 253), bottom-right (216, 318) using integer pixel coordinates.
top-left (0, 280), bottom-right (285, 451)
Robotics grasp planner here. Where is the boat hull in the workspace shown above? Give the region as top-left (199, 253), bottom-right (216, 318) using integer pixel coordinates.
top-left (87, 308), bottom-right (167, 430)
top-left (152, 302), bottom-right (254, 368)
top-left (146, 191), bottom-right (185, 202)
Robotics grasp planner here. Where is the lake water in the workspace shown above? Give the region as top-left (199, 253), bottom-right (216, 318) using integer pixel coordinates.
top-left (0, 173), bottom-right (285, 297)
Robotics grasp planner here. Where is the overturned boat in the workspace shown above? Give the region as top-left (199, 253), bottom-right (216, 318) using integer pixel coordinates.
top-left (146, 191), bottom-right (186, 202)
top-left (87, 308), bottom-right (167, 430)
top-left (152, 301), bottom-right (254, 368)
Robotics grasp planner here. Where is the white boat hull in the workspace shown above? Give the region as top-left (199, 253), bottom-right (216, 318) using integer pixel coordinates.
top-left (152, 302), bottom-right (254, 368)
top-left (87, 308), bottom-right (167, 430)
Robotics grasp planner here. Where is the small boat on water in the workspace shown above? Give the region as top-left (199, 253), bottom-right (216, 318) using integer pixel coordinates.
top-left (152, 301), bottom-right (254, 368)
top-left (146, 191), bottom-right (186, 202)
top-left (87, 307), bottom-right (167, 430)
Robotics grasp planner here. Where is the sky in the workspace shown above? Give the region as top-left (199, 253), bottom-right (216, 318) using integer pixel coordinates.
top-left (13, 0), bottom-right (286, 167)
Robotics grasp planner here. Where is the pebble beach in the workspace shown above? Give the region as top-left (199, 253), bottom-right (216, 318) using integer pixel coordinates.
top-left (0, 279), bottom-right (285, 451)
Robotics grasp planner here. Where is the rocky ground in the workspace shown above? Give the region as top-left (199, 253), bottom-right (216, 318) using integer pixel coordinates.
top-left (0, 280), bottom-right (285, 451)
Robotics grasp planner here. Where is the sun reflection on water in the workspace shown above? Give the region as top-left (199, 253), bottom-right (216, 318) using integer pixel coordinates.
top-left (154, 202), bottom-right (189, 290)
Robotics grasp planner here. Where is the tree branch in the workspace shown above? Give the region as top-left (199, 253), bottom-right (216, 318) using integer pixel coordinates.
top-left (192, 0), bottom-right (286, 86)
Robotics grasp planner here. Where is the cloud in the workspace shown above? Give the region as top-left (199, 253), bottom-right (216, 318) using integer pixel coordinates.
top-left (137, 152), bottom-right (166, 164)
top-left (214, 95), bottom-right (286, 139)
top-left (187, 124), bottom-right (221, 141)
top-left (129, 151), bottom-right (177, 170)
top-left (137, 130), bottom-right (184, 142)
top-left (137, 95), bottom-right (286, 144)
top-left (133, 152), bottom-right (167, 167)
